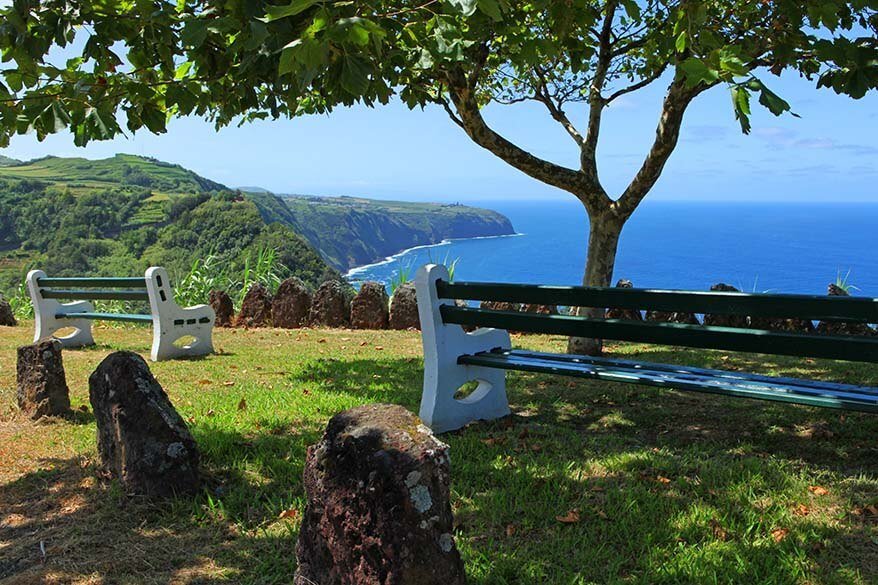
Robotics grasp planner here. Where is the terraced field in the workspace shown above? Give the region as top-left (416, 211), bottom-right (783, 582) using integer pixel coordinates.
top-left (0, 154), bottom-right (225, 196)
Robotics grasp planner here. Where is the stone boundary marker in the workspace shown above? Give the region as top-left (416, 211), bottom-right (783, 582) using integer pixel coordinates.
top-left (295, 403), bottom-right (465, 585)
top-left (17, 339), bottom-right (70, 419)
top-left (89, 351), bottom-right (200, 498)
top-left (0, 294), bottom-right (16, 326)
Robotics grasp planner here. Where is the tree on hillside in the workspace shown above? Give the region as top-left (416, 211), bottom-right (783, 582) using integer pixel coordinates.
top-left (2, 0), bottom-right (876, 353)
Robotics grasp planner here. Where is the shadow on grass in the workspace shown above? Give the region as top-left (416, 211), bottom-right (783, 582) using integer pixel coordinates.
top-left (0, 427), bottom-right (318, 583)
top-left (2, 350), bottom-right (877, 583)
top-left (61, 408), bottom-right (95, 425)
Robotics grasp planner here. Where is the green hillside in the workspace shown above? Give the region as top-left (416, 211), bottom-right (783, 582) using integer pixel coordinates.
top-left (0, 156), bottom-right (334, 293)
top-left (0, 155), bottom-right (20, 166)
top-left (0, 153), bottom-right (225, 196)
top-left (0, 154), bottom-right (515, 296)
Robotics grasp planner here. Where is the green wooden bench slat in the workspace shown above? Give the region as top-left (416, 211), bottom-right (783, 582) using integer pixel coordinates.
top-left (40, 289), bottom-right (150, 301)
top-left (437, 280), bottom-right (878, 323)
top-left (439, 306), bottom-right (878, 362)
top-left (459, 350), bottom-right (878, 413)
top-left (501, 349), bottom-right (878, 397)
top-left (56, 312), bottom-right (153, 323)
top-left (37, 277), bottom-right (148, 288)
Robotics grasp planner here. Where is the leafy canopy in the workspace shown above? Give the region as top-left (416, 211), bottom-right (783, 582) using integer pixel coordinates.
top-left (1, 1), bottom-right (875, 146)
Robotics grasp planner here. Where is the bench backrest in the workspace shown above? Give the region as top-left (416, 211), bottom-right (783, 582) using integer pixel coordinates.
top-left (434, 279), bottom-right (878, 363)
top-left (34, 277), bottom-right (150, 302)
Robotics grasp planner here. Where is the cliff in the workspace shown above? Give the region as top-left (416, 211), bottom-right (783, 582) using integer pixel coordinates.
top-left (246, 193), bottom-right (516, 271)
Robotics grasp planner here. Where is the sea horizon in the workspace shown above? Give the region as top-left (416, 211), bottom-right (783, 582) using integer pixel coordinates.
top-left (346, 199), bottom-right (878, 296)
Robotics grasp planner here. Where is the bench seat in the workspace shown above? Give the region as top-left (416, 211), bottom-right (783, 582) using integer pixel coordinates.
top-left (56, 312), bottom-right (153, 323)
top-left (460, 349), bottom-right (878, 413)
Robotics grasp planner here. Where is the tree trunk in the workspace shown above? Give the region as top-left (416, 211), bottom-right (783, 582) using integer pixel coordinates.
top-left (567, 208), bottom-right (624, 356)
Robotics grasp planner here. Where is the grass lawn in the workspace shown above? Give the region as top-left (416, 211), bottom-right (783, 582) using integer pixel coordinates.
top-left (1, 323), bottom-right (877, 584)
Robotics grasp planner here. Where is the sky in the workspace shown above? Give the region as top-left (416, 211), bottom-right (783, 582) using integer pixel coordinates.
top-left (2, 67), bottom-right (877, 203)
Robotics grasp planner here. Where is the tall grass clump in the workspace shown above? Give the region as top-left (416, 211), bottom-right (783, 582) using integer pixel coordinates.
top-left (835, 269), bottom-right (859, 294)
top-left (175, 253), bottom-right (230, 308)
top-left (239, 246), bottom-right (284, 302)
top-left (389, 261), bottom-right (413, 296)
top-left (8, 281), bottom-right (34, 319)
top-left (429, 251), bottom-right (459, 282)
top-left (173, 245), bottom-right (286, 310)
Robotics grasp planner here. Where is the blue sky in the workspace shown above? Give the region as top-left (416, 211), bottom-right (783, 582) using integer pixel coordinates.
top-left (2, 70), bottom-right (876, 203)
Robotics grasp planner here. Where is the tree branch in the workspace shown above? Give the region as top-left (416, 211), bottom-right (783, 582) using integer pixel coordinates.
top-left (582, 1), bottom-right (618, 183)
top-left (605, 64), bottom-right (668, 104)
top-left (437, 95), bottom-right (465, 129)
top-left (445, 67), bottom-right (604, 204)
top-left (615, 78), bottom-right (715, 217)
top-left (533, 67), bottom-right (585, 147)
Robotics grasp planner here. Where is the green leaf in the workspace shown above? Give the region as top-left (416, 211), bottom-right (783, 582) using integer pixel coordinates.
top-left (477, 0), bottom-right (503, 21)
top-left (340, 55), bottom-right (371, 95)
top-left (757, 84), bottom-right (792, 116)
top-left (181, 20), bottom-right (208, 48)
top-left (140, 104), bottom-right (167, 134)
top-left (263, 0), bottom-right (319, 22)
top-left (675, 31), bottom-right (688, 53)
top-left (278, 40), bottom-right (302, 76)
top-left (447, 0), bottom-right (478, 17)
top-left (620, 0), bottom-right (642, 21)
top-left (730, 86), bottom-right (751, 134)
top-left (679, 58), bottom-right (719, 87)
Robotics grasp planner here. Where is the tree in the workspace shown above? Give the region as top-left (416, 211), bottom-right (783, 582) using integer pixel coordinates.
top-left (2, 0), bottom-right (876, 353)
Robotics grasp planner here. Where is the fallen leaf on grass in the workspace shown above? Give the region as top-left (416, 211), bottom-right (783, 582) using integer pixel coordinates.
top-left (771, 528), bottom-right (789, 542)
top-left (853, 504), bottom-right (878, 517)
top-left (223, 381), bottom-right (235, 387)
top-left (556, 508), bottom-right (581, 524)
top-left (656, 476), bottom-right (672, 484)
top-left (709, 519), bottom-right (727, 541)
top-left (792, 503), bottom-right (810, 516)
top-left (278, 509), bottom-right (299, 521)
top-left (237, 398), bottom-right (247, 411)
top-left (359, 341), bottom-right (369, 346)
top-left (481, 436), bottom-right (506, 446)
top-left (808, 485), bottom-right (829, 496)
top-left (197, 379), bottom-right (211, 385)
top-left (318, 338), bottom-right (327, 343)
top-left (374, 346), bottom-right (384, 351)
top-left (505, 524), bottom-right (516, 537)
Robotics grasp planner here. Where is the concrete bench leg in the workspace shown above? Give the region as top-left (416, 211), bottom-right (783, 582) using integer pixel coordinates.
top-left (146, 267), bottom-right (215, 361)
top-left (415, 264), bottom-right (512, 433)
top-left (27, 270), bottom-right (95, 347)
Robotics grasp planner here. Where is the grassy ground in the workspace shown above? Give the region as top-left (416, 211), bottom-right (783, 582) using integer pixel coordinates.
top-left (1, 323), bottom-right (877, 584)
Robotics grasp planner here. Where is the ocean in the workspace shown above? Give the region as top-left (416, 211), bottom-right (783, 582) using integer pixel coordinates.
top-left (346, 200), bottom-right (878, 296)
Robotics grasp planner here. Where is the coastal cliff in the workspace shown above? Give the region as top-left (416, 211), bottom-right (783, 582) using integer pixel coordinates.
top-left (247, 193), bottom-right (515, 271)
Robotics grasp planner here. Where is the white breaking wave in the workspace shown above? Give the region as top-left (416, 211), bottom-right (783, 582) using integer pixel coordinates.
top-left (344, 232), bottom-right (524, 280)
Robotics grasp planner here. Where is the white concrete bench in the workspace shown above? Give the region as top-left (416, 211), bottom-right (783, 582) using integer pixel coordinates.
top-left (27, 267), bottom-right (215, 361)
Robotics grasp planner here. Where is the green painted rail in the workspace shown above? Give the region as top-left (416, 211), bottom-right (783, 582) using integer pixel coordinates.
top-left (37, 277), bottom-right (148, 288)
top-left (460, 349), bottom-right (878, 413)
top-left (40, 289), bottom-right (150, 301)
top-left (436, 280), bottom-right (878, 323)
top-left (55, 312), bottom-right (153, 323)
top-left (439, 305), bottom-right (878, 362)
